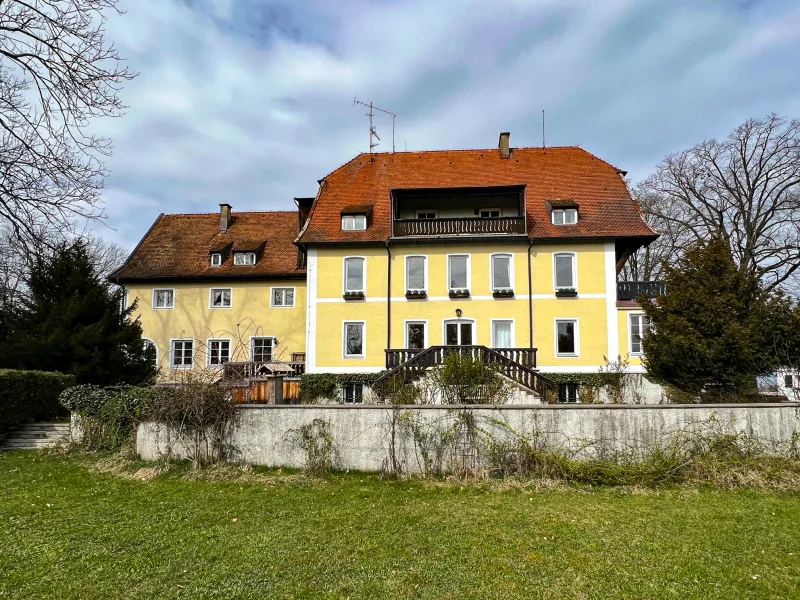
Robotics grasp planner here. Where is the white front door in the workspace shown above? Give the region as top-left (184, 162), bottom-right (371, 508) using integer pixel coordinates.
top-left (443, 319), bottom-right (474, 346)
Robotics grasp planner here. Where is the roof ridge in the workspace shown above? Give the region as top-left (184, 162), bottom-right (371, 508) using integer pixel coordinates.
top-left (349, 145), bottom-right (587, 157)
top-left (162, 210), bottom-right (298, 218)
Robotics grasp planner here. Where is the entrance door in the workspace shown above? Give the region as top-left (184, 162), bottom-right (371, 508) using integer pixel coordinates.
top-left (444, 319), bottom-right (474, 346)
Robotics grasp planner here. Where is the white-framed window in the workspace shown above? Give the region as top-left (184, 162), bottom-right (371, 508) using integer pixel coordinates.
top-left (552, 208), bottom-right (577, 225)
top-left (443, 319), bottom-right (475, 346)
top-left (142, 338), bottom-right (158, 368)
top-left (405, 255), bottom-right (427, 292)
top-left (447, 254), bottom-right (470, 291)
top-left (554, 253), bottom-right (577, 289)
top-left (209, 288), bottom-right (232, 308)
top-left (491, 319), bottom-right (514, 348)
top-left (784, 374), bottom-right (795, 389)
top-left (170, 339), bottom-right (193, 368)
top-left (342, 382), bottom-right (364, 404)
top-left (207, 338), bottom-right (231, 367)
top-left (210, 253), bottom-right (222, 267)
top-left (490, 253), bottom-right (513, 291)
top-left (479, 208), bottom-right (502, 218)
top-left (271, 287), bottom-right (295, 307)
top-left (558, 382), bottom-right (579, 403)
top-left (629, 314), bottom-right (651, 355)
top-left (405, 320), bottom-right (427, 350)
top-left (555, 319), bottom-right (579, 357)
top-left (251, 336), bottom-right (275, 362)
top-left (341, 215), bottom-right (367, 230)
top-left (415, 210), bottom-right (437, 219)
top-left (343, 256), bottom-right (366, 293)
top-left (153, 288), bottom-right (175, 309)
top-left (343, 321), bottom-right (365, 358)
top-left (233, 252), bottom-right (256, 265)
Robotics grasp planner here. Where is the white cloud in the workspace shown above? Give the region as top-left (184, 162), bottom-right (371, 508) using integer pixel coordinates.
top-left (88, 0), bottom-right (800, 249)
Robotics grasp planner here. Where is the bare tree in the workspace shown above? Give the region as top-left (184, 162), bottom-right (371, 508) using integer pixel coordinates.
top-left (84, 234), bottom-right (127, 277)
top-left (0, 0), bottom-right (135, 243)
top-left (637, 114), bottom-right (800, 293)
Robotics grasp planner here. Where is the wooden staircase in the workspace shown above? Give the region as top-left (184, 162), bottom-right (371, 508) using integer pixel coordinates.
top-left (374, 345), bottom-right (556, 402)
top-left (1, 422), bottom-right (70, 450)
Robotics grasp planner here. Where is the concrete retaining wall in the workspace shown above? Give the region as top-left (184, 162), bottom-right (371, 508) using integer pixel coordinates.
top-left (136, 403), bottom-right (800, 472)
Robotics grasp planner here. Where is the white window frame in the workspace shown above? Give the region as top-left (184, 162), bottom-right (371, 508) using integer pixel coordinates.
top-left (233, 252), bottom-right (256, 265)
top-left (152, 288), bottom-right (175, 310)
top-left (629, 313), bottom-right (650, 356)
top-left (209, 288), bottom-right (232, 309)
top-left (142, 338), bottom-right (158, 367)
top-left (554, 318), bottom-right (580, 358)
top-left (210, 253), bottom-right (222, 267)
top-left (489, 253), bottom-right (514, 291)
top-left (552, 208), bottom-right (578, 225)
top-left (249, 336), bottom-right (276, 363)
top-left (415, 210), bottom-right (438, 219)
top-left (341, 214), bottom-right (367, 231)
top-left (404, 319), bottom-right (428, 350)
top-left (169, 338), bottom-right (194, 369)
top-left (270, 286), bottom-right (296, 308)
top-left (343, 320), bottom-right (366, 359)
top-left (441, 318), bottom-right (477, 346)
top-left (490, 319), bottom-right (515, 348)
top-left (343, 256), bottom-right (367, 293)
top-left (206, 338), bottom-right (232, 368)
top-left (553, 252), bottom-right (578, 290)
top-left (405, 255), bottom-right (428, 292)
top-left (479, 208), bottom-right (503, 218)
top-left (446, 254), bottom-right (471, 291)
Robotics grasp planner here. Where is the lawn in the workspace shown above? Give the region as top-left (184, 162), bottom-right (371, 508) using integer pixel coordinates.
top-left (1, 452), bottom-right (798, 599)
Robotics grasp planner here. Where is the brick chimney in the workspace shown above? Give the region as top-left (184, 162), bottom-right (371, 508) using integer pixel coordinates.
top-left (219, 203), bottom-right (232, 231)
top-left (498, 132), bottom-right (511, 159)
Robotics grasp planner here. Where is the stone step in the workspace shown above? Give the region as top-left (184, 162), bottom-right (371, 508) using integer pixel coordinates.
top-left (1, 441), bottom-right (56, 450)
top-left (10, 431), bottom-right (68, 440)
top-left (19, 423), bottom-right (70, 431)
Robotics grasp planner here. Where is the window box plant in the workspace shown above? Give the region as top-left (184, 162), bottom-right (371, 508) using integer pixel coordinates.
top-left (406, 290), bottom-right (427, 300)
top-left (448, 289), bottom-right (470, 299)
top-left (492, 288), bottom-right (514, 298)
top-left (555, 288), bottom-right (578, 297)
top-left (343, 291), bottom-right (365, 300)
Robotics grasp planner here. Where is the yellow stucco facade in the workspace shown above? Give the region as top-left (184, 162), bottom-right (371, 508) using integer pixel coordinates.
top-left (126, 280), bottom-right (306, 376)
top-left (307, 241), bottom-right (625, 373)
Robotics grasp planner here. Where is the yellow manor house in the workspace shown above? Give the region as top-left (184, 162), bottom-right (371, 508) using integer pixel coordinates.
top-left (111, 133), bottom-right (665, 403)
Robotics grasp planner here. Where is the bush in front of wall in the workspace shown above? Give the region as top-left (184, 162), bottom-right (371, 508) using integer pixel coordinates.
top-left (0, 369), bottom-right (75, 434)
top-left (300, 373), bottom-right (383, 403)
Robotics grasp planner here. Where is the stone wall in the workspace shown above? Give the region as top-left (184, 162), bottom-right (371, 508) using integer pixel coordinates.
top-left (136, 403), bottom-right (800, 472)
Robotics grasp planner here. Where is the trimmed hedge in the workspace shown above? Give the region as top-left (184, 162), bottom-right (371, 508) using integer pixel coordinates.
top-left (300, 373), bottom-right (384, 403)
top-left (0, 369), bottom-right (76, 434)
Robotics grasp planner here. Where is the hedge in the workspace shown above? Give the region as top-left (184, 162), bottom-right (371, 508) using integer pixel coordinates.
top-left (300, 373), bottom-right (384, 403)
top-left (0, 369), bottom-right (76, 434)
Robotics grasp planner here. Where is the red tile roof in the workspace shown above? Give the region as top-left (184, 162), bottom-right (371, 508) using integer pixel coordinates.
top-left (298, 146), bottom-right (657, 244)
top-left (110, 211), bottom-right (304, 282)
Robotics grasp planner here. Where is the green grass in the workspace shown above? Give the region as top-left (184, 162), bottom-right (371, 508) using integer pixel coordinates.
top-left (1, 452), bottom-right (799, 599)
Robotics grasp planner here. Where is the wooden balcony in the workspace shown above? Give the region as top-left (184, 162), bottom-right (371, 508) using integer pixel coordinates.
top-left (393, 216), bottom-right (526, 237)
top-left (386, 347), bottom-right (537, 370)
top-left (617, 281), bottom-right (666, 301)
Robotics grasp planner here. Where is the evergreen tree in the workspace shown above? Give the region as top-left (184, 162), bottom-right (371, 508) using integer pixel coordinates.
top-left (641, 236), bottom-right (800, 395)
top-left (0, 241), bottom-right (155, 385)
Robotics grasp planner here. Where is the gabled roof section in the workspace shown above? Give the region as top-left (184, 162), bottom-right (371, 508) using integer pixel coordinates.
top-left (110, 211), bottom-right (304, 282)
top-left (297, 146), bottom-right (657, 244)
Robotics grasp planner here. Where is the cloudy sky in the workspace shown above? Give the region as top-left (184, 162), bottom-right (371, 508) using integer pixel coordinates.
top-left (92, 0), bottom-right (800, 250)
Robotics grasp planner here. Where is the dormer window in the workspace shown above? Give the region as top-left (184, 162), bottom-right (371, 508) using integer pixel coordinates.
top-left (552, 208), bottom-right (577, 225)
top-left (210, 253), bottom-right (222, 267)
top-left (342, 215), bottom-right (367, 231)
top-left (233, 252), bottom-right (256, 265)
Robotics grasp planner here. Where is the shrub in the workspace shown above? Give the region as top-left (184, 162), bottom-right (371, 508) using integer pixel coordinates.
top-left (0, 369), bottom-right (75, 434)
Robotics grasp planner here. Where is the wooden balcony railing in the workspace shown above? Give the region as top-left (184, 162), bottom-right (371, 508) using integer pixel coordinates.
top-left (393, 216), bottom-right (526, 237)
top-left (222, 361), bottom-right (305, 381)
top-left (386, 347), bottom-right (537, 370)
top-left (617, 281), bottom-right (666, 301)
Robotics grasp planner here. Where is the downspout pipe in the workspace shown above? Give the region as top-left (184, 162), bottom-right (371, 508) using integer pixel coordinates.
top-left (386, 241), bottom-right (392, 360)
top-left (527, 239), bottom-right (534, 350)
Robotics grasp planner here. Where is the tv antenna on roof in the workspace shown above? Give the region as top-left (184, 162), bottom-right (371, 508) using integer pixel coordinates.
top-left (354, 97), bottom-right (396, 154)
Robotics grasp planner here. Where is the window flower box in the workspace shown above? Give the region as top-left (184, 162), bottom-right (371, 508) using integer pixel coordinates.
top-left (492, 288), bottom-right (514, 298)
top-left (448, 289), bottom-right (470, 299)
top-left (406, 290), bottom-right (427, 300)
top-left (343, 291), bottom-right (365, 300)
top-left (555, 288), bottom-right (578, 298)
